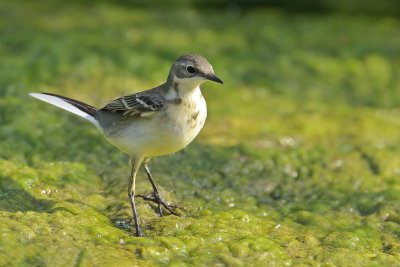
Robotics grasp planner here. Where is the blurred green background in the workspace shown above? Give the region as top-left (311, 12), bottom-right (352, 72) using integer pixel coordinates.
top-left (1, 0), bottom-right (400, 266)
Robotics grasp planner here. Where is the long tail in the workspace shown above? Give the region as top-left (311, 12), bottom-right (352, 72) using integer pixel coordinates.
top-left (29, 93), bottom-right (100, 128)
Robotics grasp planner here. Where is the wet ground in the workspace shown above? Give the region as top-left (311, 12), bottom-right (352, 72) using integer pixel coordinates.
top-left (1, 1), bottom-right (400, 265)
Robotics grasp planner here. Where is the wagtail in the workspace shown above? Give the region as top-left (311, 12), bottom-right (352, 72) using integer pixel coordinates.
top-left (30, 53), bottom-right (223, 237)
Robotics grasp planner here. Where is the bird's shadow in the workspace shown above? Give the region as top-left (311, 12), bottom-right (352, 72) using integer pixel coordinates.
top-left (0, 177), bottom-right (55, 213)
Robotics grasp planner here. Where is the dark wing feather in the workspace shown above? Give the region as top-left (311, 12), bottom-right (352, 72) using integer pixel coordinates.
top-left (101, 91), bottom-right (165, 116)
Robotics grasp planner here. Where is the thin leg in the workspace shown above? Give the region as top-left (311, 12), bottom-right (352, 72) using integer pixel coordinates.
top-left (143, 162), bottom-right (162, 215)
top-left (137, 158), bottom-right (181, 217)
top-left (128, 157), bottom-right (144, 237)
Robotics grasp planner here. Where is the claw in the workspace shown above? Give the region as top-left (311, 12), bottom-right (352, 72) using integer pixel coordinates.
top-left (137, 193), bottom-right (182, 217)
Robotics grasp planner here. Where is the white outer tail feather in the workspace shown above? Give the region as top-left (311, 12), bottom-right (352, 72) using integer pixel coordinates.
top-left (29, 93), bottom-right (100, 129)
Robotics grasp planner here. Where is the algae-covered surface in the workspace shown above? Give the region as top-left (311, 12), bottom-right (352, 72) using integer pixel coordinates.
top-left (1, 1), bottom-right (400, 266)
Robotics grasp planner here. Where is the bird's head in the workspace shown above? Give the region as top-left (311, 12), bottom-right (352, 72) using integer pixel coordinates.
top-left (168, 53), bottom-right (223, 89)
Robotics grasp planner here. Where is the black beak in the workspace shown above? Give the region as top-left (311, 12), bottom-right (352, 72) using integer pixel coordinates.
top-left (206, 74), bottom-right (224, 84)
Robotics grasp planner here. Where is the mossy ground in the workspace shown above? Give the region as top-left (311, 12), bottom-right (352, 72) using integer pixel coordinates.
top-left (1, 1), bottom-right (400, 266)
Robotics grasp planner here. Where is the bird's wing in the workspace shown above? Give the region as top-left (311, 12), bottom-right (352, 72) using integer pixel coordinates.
top-left (100, 91), bottom-right (165, 117)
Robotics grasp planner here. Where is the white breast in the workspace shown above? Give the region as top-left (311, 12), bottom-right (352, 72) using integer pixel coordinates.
top-left (162, 86), bottom-right (207, 153)
top-left (186, 87), bottom-right (207, 141)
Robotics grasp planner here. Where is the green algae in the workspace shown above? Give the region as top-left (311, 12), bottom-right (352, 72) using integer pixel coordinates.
top-left (1, 0), bottom-right (400, 266)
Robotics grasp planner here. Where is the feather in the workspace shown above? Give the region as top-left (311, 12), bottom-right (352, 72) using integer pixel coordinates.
top-left (101, 89), bottom-right (165, 117)
top-left (29, 93), bottom-right (100, 128)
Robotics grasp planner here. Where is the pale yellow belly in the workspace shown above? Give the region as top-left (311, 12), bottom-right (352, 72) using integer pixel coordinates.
top-left (105, 94), bottom-right (207, 158)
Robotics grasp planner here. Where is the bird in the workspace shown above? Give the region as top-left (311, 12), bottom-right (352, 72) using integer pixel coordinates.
top-left (30, 53), bottom-right (223, 237)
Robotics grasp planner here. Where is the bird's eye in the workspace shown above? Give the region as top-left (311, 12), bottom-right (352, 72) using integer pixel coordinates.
top-left (186, 66), bottom-right (195, 74)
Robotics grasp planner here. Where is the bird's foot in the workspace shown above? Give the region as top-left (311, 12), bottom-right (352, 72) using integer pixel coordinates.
top-left (137, 192), bottom-right (181, 217)
top-left (135, 228), bottom-right (144, 237)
